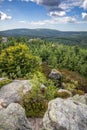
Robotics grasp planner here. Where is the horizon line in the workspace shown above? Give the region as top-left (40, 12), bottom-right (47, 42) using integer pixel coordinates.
top-left (0, 28), bottom-right (87, 32)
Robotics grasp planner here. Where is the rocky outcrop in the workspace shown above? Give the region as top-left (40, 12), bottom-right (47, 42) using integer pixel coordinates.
top-left (0, 80), bottom-right (31, 105)
top-left (43, 95), bottom-right (87, 130)
top-left (0, 103), bottom-right (32, 130)
top-left (49, 69), bottom-right (62, 80)
top-left (49, 69), bottom-right (62, 87)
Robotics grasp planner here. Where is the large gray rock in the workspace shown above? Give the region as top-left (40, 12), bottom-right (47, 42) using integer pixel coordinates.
top-left (0, 103), bottom-right (32, 130)
top-left (0, 80), bottom-right (31, 105)
top-left (43, 96), bottom-right (87, 130)
top-left (49, 69), bottom-right (62, 80)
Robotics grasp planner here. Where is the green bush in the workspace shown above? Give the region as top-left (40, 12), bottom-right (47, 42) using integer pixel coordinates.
top-left (21, 72), bottom-right (48, 117)
top-left (22, 93), bottom-right (48, 117)
top-left (31, 71), bottom-right (46, 84)
top-left (44, 85), bottom-right (57, 100)
top-left (0, 44), bottom-right (41, 79)
top-left (21, 72), bottom-right (57, 117)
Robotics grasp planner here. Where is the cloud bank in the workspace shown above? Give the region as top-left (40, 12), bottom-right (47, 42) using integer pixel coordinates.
top-left (21, 0), bottom-right (87, 21)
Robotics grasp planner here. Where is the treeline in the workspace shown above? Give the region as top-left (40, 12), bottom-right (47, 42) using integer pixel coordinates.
top-left (28, 39), bottom-right (87, 77)
top-left (0, 37), bottom-right (87, 77)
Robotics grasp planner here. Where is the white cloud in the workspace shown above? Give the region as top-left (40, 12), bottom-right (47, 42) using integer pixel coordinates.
top-left (82, 12), bottom-right (87, 20)
top-left (49, 11), bottom-right (66, 17)
top-left (27, 16), bottom-right (77, 26)
top-left (21, 0), bottom-right (85, 18)
top-left (0, 11), bottom-right (12, 20)
top-left (82, 0), bottom-right (87, 9)
top-left (53, 16), bottom-right (77, 23)
top-left (59, 0), bottom-right (83, 11)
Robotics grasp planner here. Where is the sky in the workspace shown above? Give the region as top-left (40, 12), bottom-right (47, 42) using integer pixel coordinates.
top-left (0, 0), bottom-right (87, 31)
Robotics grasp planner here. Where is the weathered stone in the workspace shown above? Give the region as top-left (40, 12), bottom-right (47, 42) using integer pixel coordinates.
top-left (41, 84), bottom-right (46, 89)
top-left (0, 80), bottom-right (32, 105)
top-left (0, 78), bottom-right (7, 81)
top-left (49, 69), bottom-right (62, 80)
top-left (0, 103), bottom-right (32, 130)
top-left (70, 94), bottom-right (87, 105)
top-left (43, 96), bottom-right (87, 130)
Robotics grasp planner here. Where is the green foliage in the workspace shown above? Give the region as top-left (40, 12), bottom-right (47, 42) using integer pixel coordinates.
top-left (44, 85), bottom-right (57, 100)
top-left (1, 29), bottom-right (87, 48)
top-left (54, 91), bottom-right (71, 99)
top-left (0, 44), bottom-right (41, 79)
top-left (0, 79), bottom-right (12, 88)
top-left (72, 90), bottom-right (84, 96)
top-left (22, 93), bottom-right (48, 117)
top-left (31, 71), bottom-right (46, 84)
top-left (60, 69), bottom-right (87, 93)
top-left (21, 72), bottom-right (57, 117)
top-left (21, 72), bottom-right (48, 117)
top-left (65, 80), bottom-right (78, 92)
top-left (28, 40), bottom-right (87, 77)
top-left (41, 62), bottom-right (51, 78)
top-left (1, 38), bottom-right (87, 78)
top-left (0, 36), bottom-right (87, 118)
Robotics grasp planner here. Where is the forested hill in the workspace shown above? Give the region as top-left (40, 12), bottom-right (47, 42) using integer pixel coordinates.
top-left (0, 28), bottom-right (87, 37)
top-left (0, 28), bottom-right (87, 48)
top-left (0, 29), bottom-right (61, 37)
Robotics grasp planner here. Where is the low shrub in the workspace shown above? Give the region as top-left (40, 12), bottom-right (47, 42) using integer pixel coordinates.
top-left (21, 72), bottom-right (48, 117)
top-left (0, 44), bottom-right (41, 79)
top-left (72, 90), bottom-right (84, 96)
top-left (44, 85), bottom-right (57, 100)
top-left (22, 93), bottom-right (48, 117)
top-left (54, 91), bottom-right (71, 99)
top-left (21, 72), bottom-right (58, 117)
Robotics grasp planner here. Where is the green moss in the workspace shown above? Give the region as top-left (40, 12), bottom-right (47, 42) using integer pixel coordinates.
top-left (54, 91), bottom-right (71, 99)
top-left (0, 78), bottom-right (12, 88)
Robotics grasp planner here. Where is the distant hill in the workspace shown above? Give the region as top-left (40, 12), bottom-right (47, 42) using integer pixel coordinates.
top-left (0, 28), bottom-right (87, 48)
top-left (0, 28), bottom-right (61, 37)
top-left (0, 28), bottom-right (87, 37)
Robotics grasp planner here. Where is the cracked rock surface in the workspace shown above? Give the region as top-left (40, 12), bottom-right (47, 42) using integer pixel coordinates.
top-left (0, 80), bottom-right (31, 105)
top-left (0, 103), bottom-right (32, 130)
top-left (43, 95), bottom-right (87, 130)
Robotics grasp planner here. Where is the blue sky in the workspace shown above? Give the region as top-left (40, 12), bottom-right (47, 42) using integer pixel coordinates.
top-left (0, 0), bottom-right (87, 31)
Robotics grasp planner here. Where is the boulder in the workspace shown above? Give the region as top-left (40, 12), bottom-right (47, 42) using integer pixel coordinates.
top-left (0, 80), bottom-right (32, 105)
top-left (0, 103), bottom-right (32, 130)
top-left (71, 94), bottom-right (87, 105)
top-left (43, 96), bottom-right (87, 130)
top-left (49, 69), bottom-right (62, 80)
top-left (0, 78), bottom-right (7, 81)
